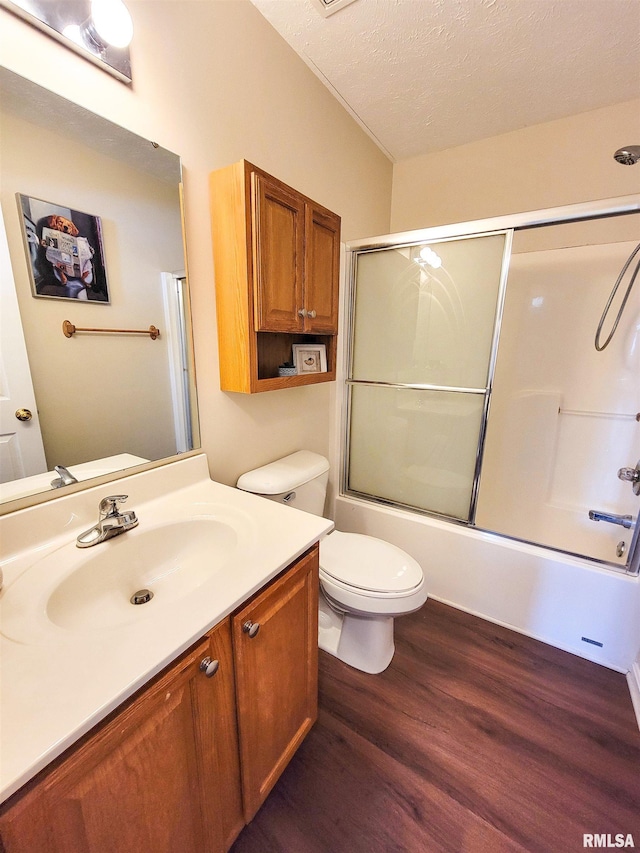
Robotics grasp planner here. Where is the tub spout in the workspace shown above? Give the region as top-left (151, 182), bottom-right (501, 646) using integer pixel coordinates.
top-left (588, 510), bottom-right (635, 529)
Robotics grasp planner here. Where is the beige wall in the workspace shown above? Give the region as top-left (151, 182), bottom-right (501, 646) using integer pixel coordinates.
top-left (391, 100), bottom-right (640, 233)
top-left (0, 0), bottom-right (392, 490)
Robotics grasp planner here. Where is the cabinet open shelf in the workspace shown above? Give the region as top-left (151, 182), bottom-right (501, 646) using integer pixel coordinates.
top-left (256, 332), bottom-right (336, 390)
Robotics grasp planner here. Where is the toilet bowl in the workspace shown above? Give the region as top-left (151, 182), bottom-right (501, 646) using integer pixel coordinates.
top-left (237, 451), bottom-right (427, 674)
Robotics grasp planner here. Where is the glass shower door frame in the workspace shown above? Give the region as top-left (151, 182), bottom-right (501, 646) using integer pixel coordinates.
top-left (343, 229), bottom-right (513, 525)
top-left (341, 193), bottom-right (640, 574)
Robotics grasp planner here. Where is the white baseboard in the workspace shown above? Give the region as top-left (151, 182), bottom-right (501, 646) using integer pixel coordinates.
top-left (627, 661), bottom-right (640, 734)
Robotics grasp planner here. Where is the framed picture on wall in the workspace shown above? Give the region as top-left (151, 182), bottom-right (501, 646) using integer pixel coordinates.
top-left (17, 194), bottom-right (110, 302)
top-left (292, 343), bottom-right (327, 374)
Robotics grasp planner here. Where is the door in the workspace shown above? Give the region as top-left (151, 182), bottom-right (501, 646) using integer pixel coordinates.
top-left (40, 640), bottom-right (219, 853)
top-left (252, 172), bottom-right (305, 333)
top-left (0, 212), bottom-right (46, 484)
top-left (233, 547), bottom-right (319, 821)
top-left (475, 231), bottom-right (640, 566)
top-left (347, 232), bottom-right (510, 521)
top-left (304, 203), bottom-right (340, 334)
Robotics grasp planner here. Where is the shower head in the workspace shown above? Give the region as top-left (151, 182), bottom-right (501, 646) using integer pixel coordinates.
top-left (613, 145), bottom-right (640, 165)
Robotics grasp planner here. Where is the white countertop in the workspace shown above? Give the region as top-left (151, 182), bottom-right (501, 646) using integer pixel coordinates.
top-left (0, 453), bottom-right (149, 503)
top-left (0, 454), bottom-right (333, 804)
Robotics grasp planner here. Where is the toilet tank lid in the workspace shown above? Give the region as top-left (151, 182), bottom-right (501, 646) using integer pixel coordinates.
top-left (237, 451), bottom-right (329, 494)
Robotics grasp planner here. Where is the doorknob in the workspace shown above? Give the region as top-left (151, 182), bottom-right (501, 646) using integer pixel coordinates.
top-left (618, 460), bottom-right (640, 496)
top-left (15, 408), bottom-right (33, 422)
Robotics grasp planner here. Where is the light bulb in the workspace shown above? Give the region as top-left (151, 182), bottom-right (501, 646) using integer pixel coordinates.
top-left (418, 247), bottom-right (442, 269)
top-left (62, 24), bottom-right (84, 46)
top-left (90, 0), bottom-right (134, 48)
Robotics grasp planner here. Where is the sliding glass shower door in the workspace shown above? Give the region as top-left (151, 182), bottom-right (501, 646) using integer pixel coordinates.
top-left (346, 232), bottom-right (511, 521)
top-left (345, 206), bottom-right (640, 570)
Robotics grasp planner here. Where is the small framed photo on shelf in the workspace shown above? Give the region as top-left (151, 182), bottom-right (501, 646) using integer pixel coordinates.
top-left (292, 343), bottom-right (327, 374)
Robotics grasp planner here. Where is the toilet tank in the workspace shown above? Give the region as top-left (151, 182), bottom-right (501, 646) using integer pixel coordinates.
top-left (237, 451), bottom-right (330, 517)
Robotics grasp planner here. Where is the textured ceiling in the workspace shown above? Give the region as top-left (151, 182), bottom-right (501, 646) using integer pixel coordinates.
top-left (250, 0), bottom-right (640, 162)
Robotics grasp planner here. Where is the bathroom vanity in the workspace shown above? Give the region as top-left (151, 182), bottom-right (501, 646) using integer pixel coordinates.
top-left (0, 455), bottom-right (331, 852)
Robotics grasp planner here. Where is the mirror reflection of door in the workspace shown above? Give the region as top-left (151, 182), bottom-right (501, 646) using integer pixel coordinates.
top-left (0, 211), bottom-right (46, 483)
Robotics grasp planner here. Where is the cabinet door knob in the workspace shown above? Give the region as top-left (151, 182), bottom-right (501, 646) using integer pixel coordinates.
top-left (297, 308), bottom-right (307, 318)
top-left (307, 309), bottom-right (317, 319)
top-left (199, 657), bottom-right (220, 677)
top-left (242, 620), bottom-right (260, 638)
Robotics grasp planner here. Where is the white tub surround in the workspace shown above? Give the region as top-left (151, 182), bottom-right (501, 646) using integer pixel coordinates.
top-left (629, 651), bottom-right (640, 733)
top-left (0, 454), bottom-right (333, 804)
top-left (335, 496), bottom-right (640, 673)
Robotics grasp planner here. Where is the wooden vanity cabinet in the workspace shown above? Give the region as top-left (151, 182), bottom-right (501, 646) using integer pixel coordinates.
top-left (210, 160), bottom-right (341, 392)
top-left (0, 621), bottom-right (241, 853)
top-left (0, 547), bottom-right (319, 853)
top-left (233, 544), bottom-right (319, 821)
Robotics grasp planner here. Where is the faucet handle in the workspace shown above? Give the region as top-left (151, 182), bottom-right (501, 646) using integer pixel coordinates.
top-left (99, 495), bottom-right (129, 516)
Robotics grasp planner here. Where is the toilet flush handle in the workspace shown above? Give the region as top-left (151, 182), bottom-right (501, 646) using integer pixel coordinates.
top-left (283, 492), bottom-right (296, 503)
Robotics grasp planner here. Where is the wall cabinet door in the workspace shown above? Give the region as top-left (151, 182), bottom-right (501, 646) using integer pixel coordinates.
top-left (253, 172), bottom-right (306, 333)
top-left (303, 203), bottom-right (340, 334)
top-left (232, 545), bottom-right (319, 822)
top-left (252, 173), bottom-right (340, 336)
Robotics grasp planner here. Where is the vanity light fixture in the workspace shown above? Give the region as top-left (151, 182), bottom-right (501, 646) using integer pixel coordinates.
top-left (0, 0), bottom-right (133, 83)
top-left (86, 0), bottom-right (133, 49)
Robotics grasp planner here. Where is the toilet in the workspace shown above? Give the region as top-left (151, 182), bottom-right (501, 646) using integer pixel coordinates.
top-left (237, 451), bottom-right (428, 674)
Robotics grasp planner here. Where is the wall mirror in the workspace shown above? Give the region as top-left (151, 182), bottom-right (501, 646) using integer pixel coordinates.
top-left (0, 67), bottom-right (199, 510)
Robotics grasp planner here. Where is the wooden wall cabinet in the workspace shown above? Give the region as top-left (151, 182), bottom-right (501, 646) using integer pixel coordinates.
top-left (0, 546), bottom-right (319, 853)
top-left (210, 160), bottom-right (341, 393)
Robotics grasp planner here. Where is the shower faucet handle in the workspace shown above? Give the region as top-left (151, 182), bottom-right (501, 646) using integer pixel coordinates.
top-left (618, 460), bottom-right (640, 496)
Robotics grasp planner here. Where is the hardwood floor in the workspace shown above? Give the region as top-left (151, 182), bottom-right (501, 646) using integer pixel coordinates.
top-left (231, 600), bottom-right (640, 853)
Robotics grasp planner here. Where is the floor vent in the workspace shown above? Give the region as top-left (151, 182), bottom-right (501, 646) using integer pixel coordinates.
top-left (581, 636), bottom-right (604, 648)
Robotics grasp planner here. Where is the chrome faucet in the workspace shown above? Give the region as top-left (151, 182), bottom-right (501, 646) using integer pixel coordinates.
top-left (76, 495), bottom-right (139, 548)
top-left (51, 465), bottom-right (78, 489)
top-left (588, 509), bottom-right (635, 529)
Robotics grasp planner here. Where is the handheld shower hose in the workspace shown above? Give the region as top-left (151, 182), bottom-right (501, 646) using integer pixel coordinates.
top-left (594, 241), bottom-right (640, 351)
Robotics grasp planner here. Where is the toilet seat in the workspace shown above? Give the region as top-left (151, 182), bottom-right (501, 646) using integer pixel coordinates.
top-left (320, 530), bottom-right (423, 594)
top-left (319, 531), bottom-right (427, 618)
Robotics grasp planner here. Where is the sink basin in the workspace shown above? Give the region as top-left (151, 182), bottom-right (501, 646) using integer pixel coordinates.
top-left (1, 518), bottom-right (239, 641)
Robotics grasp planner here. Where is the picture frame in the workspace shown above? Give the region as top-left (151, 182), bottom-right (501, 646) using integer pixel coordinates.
top-left (292, 343), bottom-right (327, 374)
top-left (17, 194), bottom-right (110, 303)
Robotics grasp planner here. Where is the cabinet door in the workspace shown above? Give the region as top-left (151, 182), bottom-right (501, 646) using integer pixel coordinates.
top-left (253, 172), bottom-right (305, 333)
top-left (193, 618), bottom-right (244, 850)
top-left (0, 784), bottom-right (54, 853)
top-left (304, 204), bottom-right (341, 334)
top-left (233, 546), bottom-right (319, 821)
top-left (0, 638), bottom-right (231, 853)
